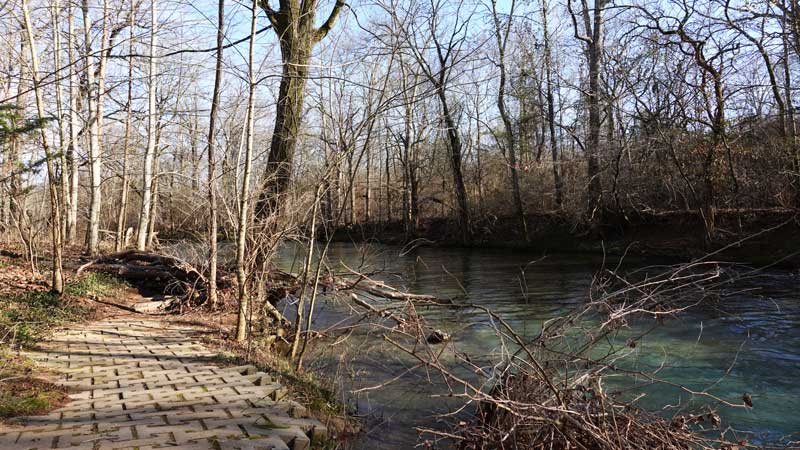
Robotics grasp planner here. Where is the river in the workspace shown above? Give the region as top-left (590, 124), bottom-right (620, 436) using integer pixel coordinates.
top-left (272, 242), bottom-right (799, 449)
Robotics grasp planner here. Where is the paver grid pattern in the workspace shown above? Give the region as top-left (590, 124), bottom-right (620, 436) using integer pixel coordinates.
top-left (0, 319), bottom-right (326, 450)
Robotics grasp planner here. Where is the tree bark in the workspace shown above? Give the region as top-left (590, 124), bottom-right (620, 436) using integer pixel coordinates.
top-left (255, 0), bottom-right (346, 217)
top-left (146, 119), bottom-right (162, 248)
top-left (51, 0), bottom-right (69, 248)
top-left (438, 89), bottom-right (471, 242)
top-left (586, 0), bottom-right (605, 220)
top-left (81, 0), bottom-right (104, 254)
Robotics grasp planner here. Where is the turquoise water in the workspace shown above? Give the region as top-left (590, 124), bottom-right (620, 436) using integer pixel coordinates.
top-left (274, 242), bottom-right (800, 449)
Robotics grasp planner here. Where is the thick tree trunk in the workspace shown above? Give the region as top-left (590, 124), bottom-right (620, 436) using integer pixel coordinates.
top-left (255, 0), bottom-right (345, 218)
top-left (82, 0), bottom-right (104, 255)
top-left (256, 44), bottom-right (311, 217)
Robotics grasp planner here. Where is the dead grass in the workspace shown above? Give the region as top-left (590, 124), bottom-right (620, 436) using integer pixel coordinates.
top-left (0, 351), bottom-right (69, 422)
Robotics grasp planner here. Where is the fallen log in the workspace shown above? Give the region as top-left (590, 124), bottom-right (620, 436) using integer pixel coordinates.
top-left (272, 267), bottom-right (446, 304)
top-left (338, 262), bottom-right (450, 303)
top-left (347, 277), bottom-right (441, 302)
top-left (349, 293), bottom-right (406, 325)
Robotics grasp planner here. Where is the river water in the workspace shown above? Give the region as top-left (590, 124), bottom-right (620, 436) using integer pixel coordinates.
top-left (271, 242), bottom-right (799, 449)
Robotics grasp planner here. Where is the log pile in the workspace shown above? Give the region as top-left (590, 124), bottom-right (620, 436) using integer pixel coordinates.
top-left (77, 250), bottom-right (223, 306)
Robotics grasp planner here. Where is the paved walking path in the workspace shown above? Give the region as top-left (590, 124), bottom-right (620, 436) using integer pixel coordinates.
top-left (0, 319), bottom-right (326, 450)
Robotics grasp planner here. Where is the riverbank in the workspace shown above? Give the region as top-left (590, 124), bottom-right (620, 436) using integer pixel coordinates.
top-left (328, 208), bottom-right (800, 267)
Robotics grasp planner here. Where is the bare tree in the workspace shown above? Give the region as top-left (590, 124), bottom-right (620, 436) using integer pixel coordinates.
top-left (568, 0), bottom-right (607, 221)
top-left (66, 2), bottom-right (80, 244)
top-left (641, 3), bottom-right (737, 241)
top-left (206, 0), bottom-right (225, 307)
top-left (255, 0), bottom-right (347, 215)
top-left (490, 0), bottom-right (527, 238)
top-left (541, 0), bottom-right (563, 207)
top-left (21, 0), bottom-right (64, 293)
top-left (82, 0), bottom-right (105, 254)
top-left (137, 0), bottom-right (158, 251)
top-left (115, 0), bottom-right (136, 252)
top-left (396, 0), bottom-right (473, 242)
top-left (235, 0), bottom-right (259, 342)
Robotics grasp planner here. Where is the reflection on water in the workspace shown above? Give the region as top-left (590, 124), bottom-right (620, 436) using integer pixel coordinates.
top-left (272, 242), bottom-right (799, 449)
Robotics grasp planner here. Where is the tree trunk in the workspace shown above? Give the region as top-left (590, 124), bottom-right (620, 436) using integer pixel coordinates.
top-left (491, 0), bottom-right (526, 239)
top-left (66, 3), bottom-right (80, 243)
top-left (206, 0), bottom-right (225, 307)
top-left (438, 90), bottom-right (470, 242)
top-left (365, 146), bottom-right (371, 222)
top-left (542, 0), bottom-right (563, 207)
top-left (255, 0), bottom-right (345, 217)
top-left (115, 2), bottom-right (135, 252)
top-left (256, 43), bottom-right (311, 217)
top-left (236, 0), bottom-right (258, 342)
top-left (586, 0), bottom-right (605, 220)
top-left (137, 0), bottom-right (158, 251)
top-left (475, 102), bottom-right (484, 214)
top-left (51, 0), bottom-right (69, 248)
top-left (82, 0), bottom-right (104, 255)
top-left (22, 0), bottom-right (64, 293)
top-left (146, 120), bottom-right (162, 248)
top-left (385, 144), bottom-right (392, 222)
